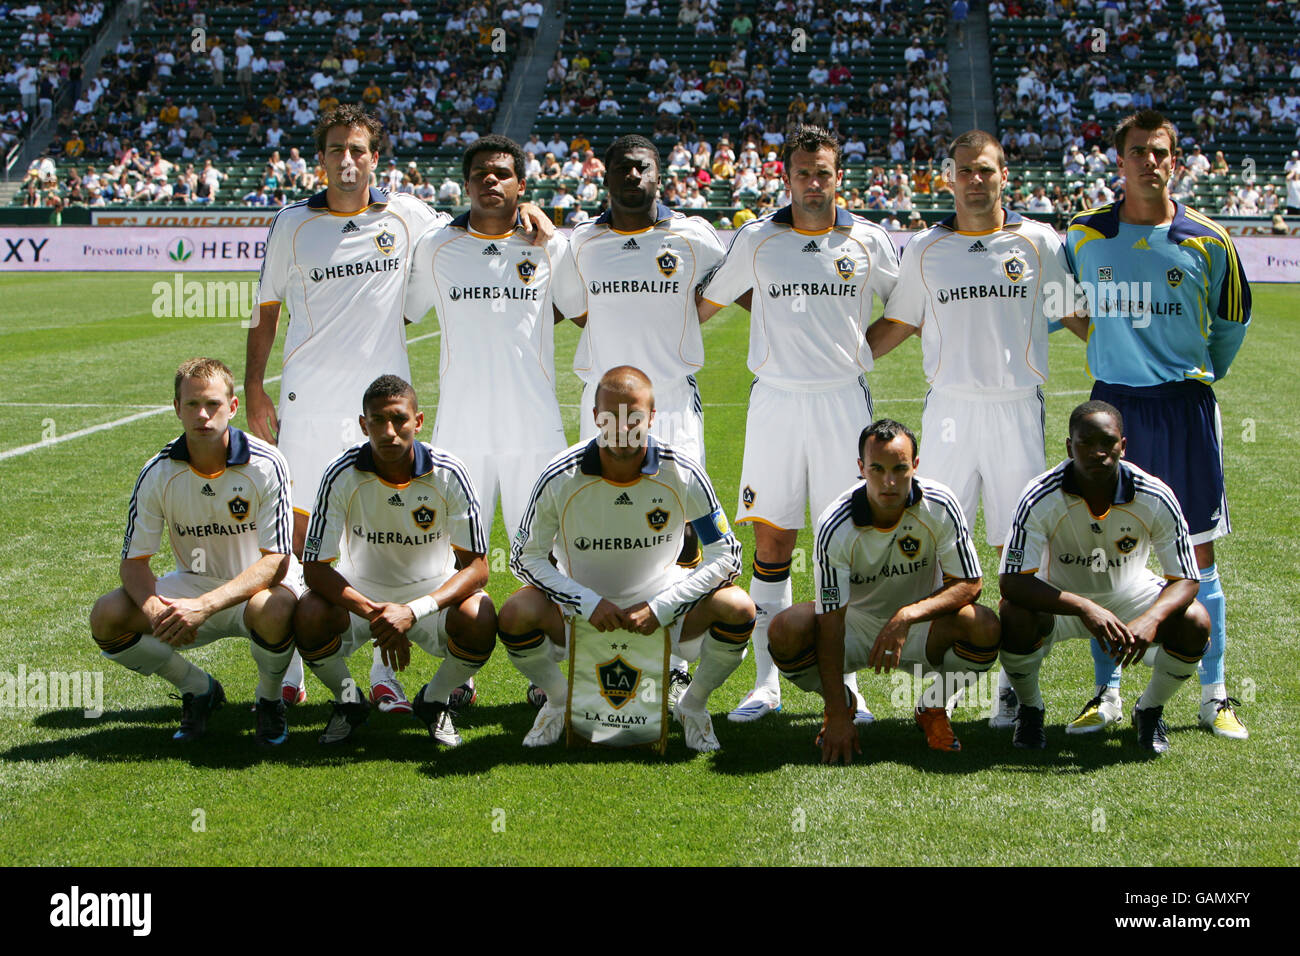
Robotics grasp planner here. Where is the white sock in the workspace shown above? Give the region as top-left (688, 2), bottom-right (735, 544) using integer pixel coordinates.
top-left (1138, 647), bottom-right (1199, 710)
top-left (425, 655), bottom-right (480, 704)
top-left (669, 653), bottom-right (688, 675)
top-left (1201, 681), bottom-right (1227, 704)
top-left (105, 635), bottom-right (209, 694)
top-left (306, 653), bottom-right (354, 701)
top-left (250, 639), bottom-right (293, 701)
top-left (998, 646), bottom-right (1048, 710)
top-left (748, 575), bottom-right (792, 699)
top-left (369, 644), bottom-right (396, 687)
top-left (281, 649), bottom-right (304, 689)
top-left (680, 623), bottom-right (752, 711)
top-left (501, 629), bottom-right (568, 703)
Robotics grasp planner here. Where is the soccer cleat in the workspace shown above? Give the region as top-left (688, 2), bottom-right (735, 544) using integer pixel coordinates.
top-left (674, 701), bottom-right (721, 752)
top-left (370, 676), bottom-right (411, 714)
top-left (171, 676), bottom-right (226, 742)
top-left (915, 706), bottom-right (962, 752)
top-left (850, 687), bottom-right (875, 725)
top-left (726, 689), bottom-right (782, 723)
top-left (523, 701), bottom-right (566, 747)
top-left (448, 677), bottom-right (477, 710)
top-left (1066, 693), bottom-right (1124, 734)
top-left (1012, 704), bottom-right (1047, 749)
top-left (1199, 697), bottom-right (1248, 739)
top-left (988, 684), bottom-right (1019, 729)
top-left (254, 697), bottom-right (289, 748)
top-left (1133, 703), bottom-right (1171, 755)
top-left (280, 681), bottom-right (307, 706)
top-left (412, 683), bottom-right (463, 747)
top-left (318, 696), bottom-right (371, 745)
top-left (526, 683), bottom-right (548, 709)
top-left (666, 668), bottom-right (692, 709)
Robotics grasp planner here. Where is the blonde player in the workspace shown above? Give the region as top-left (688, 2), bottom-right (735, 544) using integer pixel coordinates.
top-left (89, 358), bottom-right (299, 747)
top-left (293, 376), bottom-right (496, 746)
top-left (867, 129), bottom-right (1086, 729)
top-left (768, 420), bottom-right (999, 760)
top-left (696, 125), bottom-right (899, 724)
top-left (998, 401), bottom-right (1209, 755)
top-left (498, 366), bottom-right (756, 752)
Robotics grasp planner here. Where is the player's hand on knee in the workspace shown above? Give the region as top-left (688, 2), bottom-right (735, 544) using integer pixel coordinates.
top-left (155, 597), bottom-right (207, 645)
top-left (868, 616), bottom-right (909, 673)
top-left (622, 602), bottom-right (661, 635)
top-left (1120, 614), bottom-right (1158, 668)
top-left (1082, 602), bottom-right (1133, 662)
top-left (369, 601), bottom-right (415, 641)
top-left (589, 599), bottom-right (627, 632)
top-left (820, 714), bottom-right (860, 765)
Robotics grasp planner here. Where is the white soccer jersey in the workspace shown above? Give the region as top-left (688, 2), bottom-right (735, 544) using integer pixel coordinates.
top-left (404, 212), bottom-right (568, 450)
top-left (699, 205), bottom-right (900, 389)
top-left (258, 187), bottom-right (449, 414)
top-left (999, 460), bottom-right (1199, 596)
top-left (303, 441), bottom-right (487, 604)
top-left (122, 427), bottom-right (293, 576)
top-left (814, 477), bottom-right (982, 620)
top-left (511, 437), bottom-right (742, 625)
top-left (883, 209), bottom-right (1084, 390)
top-left (551, 202), bottom-right (726, 385)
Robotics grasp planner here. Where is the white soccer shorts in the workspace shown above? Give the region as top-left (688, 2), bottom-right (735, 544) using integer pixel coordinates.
top-left (1042, 573), bottom-right (1167, 647)
top-left (152, 566), bottom-right (303, 647)
top-left (579, 375), bottom-right (706, 465)
top-left (919, 385), bottom-right (1046, 547)
top-left (735, 376), bottom-right (874, 531)
top-left (335, 604), bottom-right (455, 660)
top-left (277, 404), bottom-right (366, 515)
top-left (841, 606), bottom-right (935, 671)
top-left (548, 565), bottom-right (703, 662)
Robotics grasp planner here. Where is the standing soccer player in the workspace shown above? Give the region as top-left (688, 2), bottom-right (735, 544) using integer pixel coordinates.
top-left (768, 420), bottom-right (999, 760)
top-left (90, 358), bottom-right (299, 747)
top-left (696, 124), bottom-right (900, 724)
top-left (551, 134), bottom-right (728, 705)
top-left (295, 376), bottom-right (496, 746)
top-left (246, 106), bottom-right (550, 710)
top-left (998, 402), bottom-right (1209, 754)
top-left (1065, 110), bottom-right (1250, 739)
top-left (499, 367), bottom-right (756, 752)
top-left (867, 130), bottom-right (1086, 728)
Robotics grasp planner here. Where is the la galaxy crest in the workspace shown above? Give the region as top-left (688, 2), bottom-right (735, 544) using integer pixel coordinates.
top-left (1166, 267), bottom-right (1184, 288)
top-left (516, 258), bottom-right (537, 284)
top-left (597, 656), bottom-right (641, 709)
top-left (374, 229), bottom-right (396, 256)
top-left (646, 507), bottom-right (670, 532)
top-left (897, 534), bottom-right (921, 558)
top-left (412, 505), bottom-right (436, 530)
top-left (656, 248), bottom-right (681, 278)
top-left (834, 254), bottom-right (856, 282)
top-left (1002, 255), bottom-right (1026, 282)
top-left (227, 496), bottom-right (250, 521)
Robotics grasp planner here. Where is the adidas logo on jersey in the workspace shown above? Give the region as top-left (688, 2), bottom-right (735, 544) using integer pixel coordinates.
top-left (622, 238), bottom-right (640, 250)
top-left (1132, 237), bottom-right (1151, 250)
top-left (341, 220), bottom-right (360, 234)
top-left (482, 243), bottom-right (501, 256)
top-left (614, 492), bottom-right (633, 505)
top-left (201, 483), bottom-right (215, 497)
top-left (387, 492), bottom-right (404, 506)
top-left (968, 240), bottom-right (986, 253)
top-left (801, 241), bottom-right (819, 253)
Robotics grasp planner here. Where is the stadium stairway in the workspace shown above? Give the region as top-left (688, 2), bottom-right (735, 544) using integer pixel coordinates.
top-left (499, 2), bottom-right (565, 141)
top-left (948, 6), bottom-right (996, 137)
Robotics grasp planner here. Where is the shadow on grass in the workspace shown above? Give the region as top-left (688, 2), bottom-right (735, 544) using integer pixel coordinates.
top-left (6, 702), bottom-right (1184, 773)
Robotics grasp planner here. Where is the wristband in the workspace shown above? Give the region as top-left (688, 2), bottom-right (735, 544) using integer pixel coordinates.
top-left (407, 595), bottom-right (439, 621)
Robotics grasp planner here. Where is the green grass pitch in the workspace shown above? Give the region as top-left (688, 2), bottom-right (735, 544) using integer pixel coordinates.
top-left (0, 272), bottom-right (1296, 865)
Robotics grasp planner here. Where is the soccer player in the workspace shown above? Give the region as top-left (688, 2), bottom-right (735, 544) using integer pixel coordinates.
top-left (246, 105), bottom-right (549, 710)
top-left (1064, 110), bottom-right (1250, 739)
top-left (551, 133), bottom-right (728, 705)
top-left (696, 124), bottom-right (900, 724)
top-left (998, 401), bottom-right (1210, 755)
top-left (768, 420), bottom-right (998, 760)
top-left (294, 375), bottom-right (496, 746)
top-left (404, 134), bottom-right (568, 543)
top-left (867, 129), bottom-right (1086, 729)
top-left (89, 358), bottom-right (298, 747)
top-left (499, 366), bottom-right (756, 752)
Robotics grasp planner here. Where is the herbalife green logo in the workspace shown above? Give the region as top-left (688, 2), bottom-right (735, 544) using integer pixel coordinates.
top-left (168, 239), bottom-right (193, 262)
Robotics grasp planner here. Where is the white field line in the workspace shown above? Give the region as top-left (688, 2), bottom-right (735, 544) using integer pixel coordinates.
top-left (0, 402), bottom-right (160, 408)
top-left (558, 389), bottom-right (1095, 409)
top-left (0, 330), bottom-right (442, 462)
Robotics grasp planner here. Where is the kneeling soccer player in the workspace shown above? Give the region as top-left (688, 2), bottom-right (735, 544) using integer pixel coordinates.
top-left (89, 357), bottom-right (299, 747)
top-left (294, 375), bottom-right (496, 746)
top-left (500, 365), bottom-right (756, 752)
top-left (997, 401), bottom-right (1210, 755)
top-left (768, 419), bottom-right (1000, 762)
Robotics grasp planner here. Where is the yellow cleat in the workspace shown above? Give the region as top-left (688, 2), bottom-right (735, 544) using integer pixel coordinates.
top-left (1199, 697), bottom-right (1249, 739)
top-left (1066, 693), bottom-right (1124, 734)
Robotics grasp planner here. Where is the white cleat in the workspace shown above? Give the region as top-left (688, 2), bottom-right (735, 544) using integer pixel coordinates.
top-left (674, 700), bottom-right (721, 752)
top-left (988, 685), bottom-right (1019, 729)
top-left (523, 701), bottom-right (566, 748)
top-left (1066, 692), bottom-right (1124, 734)
top-left (726, 689), bottom-right (781, 723)
top-left (850, 687), bottom-right (875, 725)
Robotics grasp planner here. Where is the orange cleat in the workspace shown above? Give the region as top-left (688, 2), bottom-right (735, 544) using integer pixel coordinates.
top-left (915, 706), bottom-right (962, 752)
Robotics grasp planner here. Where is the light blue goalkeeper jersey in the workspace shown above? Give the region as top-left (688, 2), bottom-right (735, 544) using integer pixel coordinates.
top-left (1065, 200), bottom-right (1251, 386)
